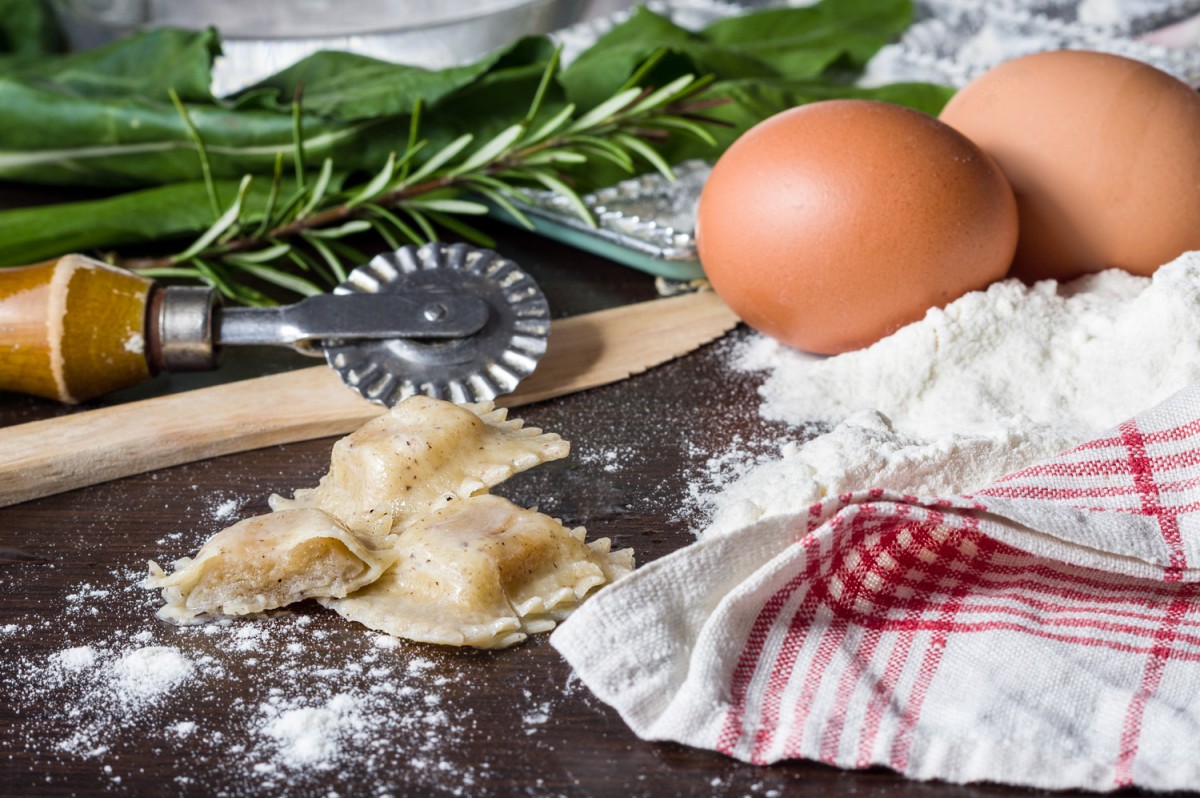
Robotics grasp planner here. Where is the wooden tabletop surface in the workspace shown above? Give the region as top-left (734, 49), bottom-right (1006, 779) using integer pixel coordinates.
top-left (0, 192), bottom-right (1065, 797)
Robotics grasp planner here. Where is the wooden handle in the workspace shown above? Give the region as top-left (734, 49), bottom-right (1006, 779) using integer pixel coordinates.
top-left (0, 255), bottom-right (153, 403)
top-left (0, 291), bottom-right (740, 508)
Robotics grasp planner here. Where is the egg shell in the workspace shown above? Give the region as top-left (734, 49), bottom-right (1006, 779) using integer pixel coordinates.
top-left (696, 99), bottom-right (1017, 354)
top-left (939, 49), bottom-right (1200, 282)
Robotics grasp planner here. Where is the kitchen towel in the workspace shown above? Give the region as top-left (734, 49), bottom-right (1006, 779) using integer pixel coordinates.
top-left (551, 382), bottom-right (1200, 791)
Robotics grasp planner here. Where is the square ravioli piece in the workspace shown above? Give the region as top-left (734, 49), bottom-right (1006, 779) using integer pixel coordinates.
top-left (270, 396), bottom-right (569, 538)
top-left (146, 508), bottom-right (397, 624)
top-left (321, 494), bottom-right (635, 649)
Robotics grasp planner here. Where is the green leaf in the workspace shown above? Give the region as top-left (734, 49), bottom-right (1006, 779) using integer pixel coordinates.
top-left (522, 150), bottom-right (589, 166)
top-left (225, 242), bottom-right (292, 264)
top-left (640, 115), bottom-right (719, 147)
top-left (367, 217), bottom-right (404, 250)
top-left (304, 219), bottom-right (373, 238)
top-left (523, 170), bottom-right (594, 228)
top-left (291, 98), bottom-right (307, 184)
top-left (525, 45), bottom-right (562, 125)
top-left (0, 78), bottom-right (399, 188)
top-left (404, 208), bottom-right (438, 242)
top-left (0, 177), bottom-right (289, 266)
top-left (323, 238), bottom-right (369, 268)
top-left (425, 211), bottom-right (496, 249)
top-left (612, 133), bottom-right (674, 181)
top-left (559, 8), bottom-right (698, 109)
top-left (567, 87), bottom-right (643, 132)
top-left (169, 88), bottom-right (221, 217)
top-left (630, 74), bottom-right (697, 114)
top-left (191, 258), bottom-right (251, 303)
top-left (176, 175), bottom-right (253, 260)
top-left (559, 0), bottom-right (912, 112)
top-left (703, 0), bottom-right (911, 73)
top-left (406, 197), bottom-right (490, 215)
top-left (347, 151), bottom-right (396, 208)
top-left (298, 158), bottom-right (334, 218)
top-left (405, 134), bottom-right (474, 183)
top-left (451, 124), bottom-right (524, 175)
top-left (472, 185), bottom-right (535, 230)
top-left (300, 232), bottom-right (348, 283)
top-left (0, 0), bottom-right (64, 57)
top-left (3, 27), bottom-right (216, 102)
top-left (222, 258), bottom-right (325, 297)
top-left (364, 203), bottom-right (425, 246)
top-left (618, 48), bottom-right (670, 93)
top-left (234, 36), bottom-right (556, 121)
top-left (400, 100), bottom-right (424, 181)
top-left (252, 152), bottom-right (286, 237)
top-left (135, 266), bottom-right (204, 281)
top-left (524, 103), bottom-right (575, 145)
top-left (571, 135), bottom-right (635, 171)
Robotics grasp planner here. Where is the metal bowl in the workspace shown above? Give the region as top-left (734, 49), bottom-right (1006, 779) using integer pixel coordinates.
top-left (51, 0), bottom-right (593, 93)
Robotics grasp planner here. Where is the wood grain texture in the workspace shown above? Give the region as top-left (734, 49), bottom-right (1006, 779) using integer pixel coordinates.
top-left (0, 212), bottom-right (1163, 798)
top-left (0, 291), bottom-right (739, 508)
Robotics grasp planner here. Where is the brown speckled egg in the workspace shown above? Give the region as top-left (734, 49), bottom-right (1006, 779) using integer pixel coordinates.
top-left (695, 99), bottom-right (1017, 355)
top-left (939, 49), bottom-right (1200, 282)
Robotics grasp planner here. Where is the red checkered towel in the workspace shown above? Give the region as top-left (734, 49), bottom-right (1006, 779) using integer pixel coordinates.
top-left (551, 383), bottom-right (1200, 791)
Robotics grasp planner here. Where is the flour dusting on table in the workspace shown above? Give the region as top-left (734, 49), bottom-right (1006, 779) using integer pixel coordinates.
top-left (3, 567), bottom-right (575, 796)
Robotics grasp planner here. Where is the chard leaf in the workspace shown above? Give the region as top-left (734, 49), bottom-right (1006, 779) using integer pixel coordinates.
top-left (7, 27), bottom-right (218, 102)
top-left (703, 0), bottom-right (911, 73)
top-left (0, 0), bottom-right (64, 57)
top-left (235, 36), bottom-right (555, 121)
top-left (560, 0), bottom-right (913, 111)
top-left (0, 178), bottom-right (290, 266)
top-left (0, 79), bottom-right (399, 187)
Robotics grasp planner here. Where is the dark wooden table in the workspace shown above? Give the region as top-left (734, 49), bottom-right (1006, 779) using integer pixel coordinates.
top-left (0, 196), bottom-right (1058, 797)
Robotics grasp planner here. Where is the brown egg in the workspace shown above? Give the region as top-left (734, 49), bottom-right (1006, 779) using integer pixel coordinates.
top-left (696, 99), bottom-right (1017, 355)
top-left (939, 50), bottom-right (1200, 282)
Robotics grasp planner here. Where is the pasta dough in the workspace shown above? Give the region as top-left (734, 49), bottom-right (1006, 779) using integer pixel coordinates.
top-left (145, 508), bottom-right (395, 624)
top-left (270, 396), bottom-right (569, 537)
top-left (322, 494), bottom-right (635, 649)
top-left (146, 396), bottom-right (634, 648)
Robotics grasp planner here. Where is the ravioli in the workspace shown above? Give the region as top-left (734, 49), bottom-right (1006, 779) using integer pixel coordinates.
top-left (145, 508), bottom-right (395, 624)
top-left (147, 397), bottom-right (634, 648)
top-left (270, 395), bottom-right (569, 537)
top-left (321, 494), bottom-right (635, 649)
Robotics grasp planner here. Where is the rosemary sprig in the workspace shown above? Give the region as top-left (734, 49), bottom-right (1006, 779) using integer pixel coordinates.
top-left (124, 51), bottom-right (725, 304)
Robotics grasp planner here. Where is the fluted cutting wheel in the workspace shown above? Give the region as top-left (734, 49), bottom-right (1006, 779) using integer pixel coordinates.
top-left (322, 243), bottom-right (550, 406)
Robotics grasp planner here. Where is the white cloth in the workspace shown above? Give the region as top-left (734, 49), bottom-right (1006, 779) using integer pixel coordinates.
top-left (552, 382), bottom-right (1200, 791)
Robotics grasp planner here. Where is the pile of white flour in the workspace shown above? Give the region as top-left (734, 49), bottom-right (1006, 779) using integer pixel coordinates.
top-left (694, 252), bottom-right (1200, 538)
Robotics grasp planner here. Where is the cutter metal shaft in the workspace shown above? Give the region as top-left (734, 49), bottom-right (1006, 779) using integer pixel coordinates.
top-left (149, 285), bottom-right (490, 371)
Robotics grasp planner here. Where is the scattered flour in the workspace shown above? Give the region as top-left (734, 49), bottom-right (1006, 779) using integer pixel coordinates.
top-left (110, 646), bottom-right (195, 702)
top-left (260, 693), bottom-right (362, 768)
top-left (4, 571), bottom-right (561, 796)
top-left (690, 254), bottom-right (1200, 537)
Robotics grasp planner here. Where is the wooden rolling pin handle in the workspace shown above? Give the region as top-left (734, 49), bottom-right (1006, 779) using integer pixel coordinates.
top-left (0, 255), bottom-right (156, 403)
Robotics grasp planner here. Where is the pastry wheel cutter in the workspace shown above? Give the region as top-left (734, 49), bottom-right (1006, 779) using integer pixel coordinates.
top-left (0, 242), bottom-right (550, 406)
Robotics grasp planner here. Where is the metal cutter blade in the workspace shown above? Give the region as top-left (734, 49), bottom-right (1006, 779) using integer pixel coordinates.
top-left (322, 242), bottom-right (550, 407)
